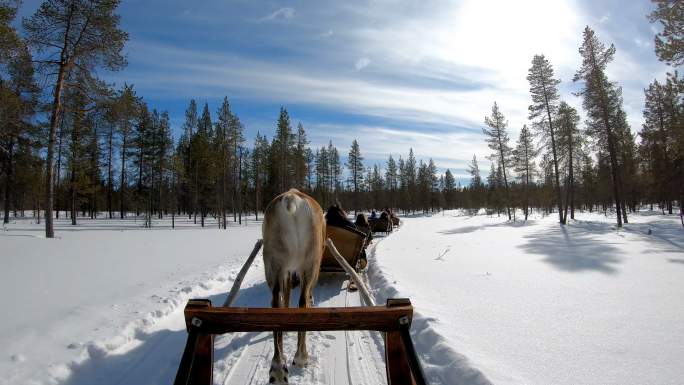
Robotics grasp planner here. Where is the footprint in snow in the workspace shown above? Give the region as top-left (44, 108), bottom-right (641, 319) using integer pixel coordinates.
top-left (10, 354), bottom-right (26, 363)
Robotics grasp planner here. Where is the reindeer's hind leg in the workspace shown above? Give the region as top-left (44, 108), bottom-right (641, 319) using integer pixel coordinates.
top-left (293, 272), bottom-right (312, 367)
top-left (269, 279), bottom-right (289, 384)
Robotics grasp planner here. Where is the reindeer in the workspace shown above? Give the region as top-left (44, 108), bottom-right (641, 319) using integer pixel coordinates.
top-left (262, 189), bottom-right (326, 384)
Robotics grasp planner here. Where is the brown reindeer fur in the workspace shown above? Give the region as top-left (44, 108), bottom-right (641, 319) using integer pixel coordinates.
top-left (262, 189), bottom-right (325, 384)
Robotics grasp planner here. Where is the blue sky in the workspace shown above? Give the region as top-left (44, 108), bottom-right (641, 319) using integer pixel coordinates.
top-left (18, 0), bottom-right (671, 180)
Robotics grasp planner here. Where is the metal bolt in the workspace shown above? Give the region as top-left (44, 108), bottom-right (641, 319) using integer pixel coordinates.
top-left (399, 316), bottom-right (410, 325)
top-left (191, 317), bottom-right (203, 327)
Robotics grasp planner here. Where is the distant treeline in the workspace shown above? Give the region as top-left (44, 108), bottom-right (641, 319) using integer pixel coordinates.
top-left (1, 1), bottom-right (682, 235)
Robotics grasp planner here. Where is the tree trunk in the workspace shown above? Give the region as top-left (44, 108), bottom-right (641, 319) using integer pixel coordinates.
top-left (238, 148), bottom-right (243, 225)
top-left (45, 63), bottom-right (69, 238)
top-left (120, 127), bottom-right (127, 219)
top-left (107, 125), bottom-right (114, 218)
top-left (3, 139), bottom-right (14, 224)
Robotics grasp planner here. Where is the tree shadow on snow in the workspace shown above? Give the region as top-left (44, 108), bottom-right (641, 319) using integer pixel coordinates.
top-left (520, 222), bottom-right (622, 274)
top-left (438, 220), bottom-right (536, 235)
top-left (61, 275), bottom-right (349, 385)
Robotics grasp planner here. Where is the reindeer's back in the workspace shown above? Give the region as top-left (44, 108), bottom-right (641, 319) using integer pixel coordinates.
top-left (262, 189), bottom-right (325, 288)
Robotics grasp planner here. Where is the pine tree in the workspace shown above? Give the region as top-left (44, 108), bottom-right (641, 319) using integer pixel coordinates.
top-left (405, 149), bottom-right (417, 212)
top-left (444, 169), bottom-right (456, 209)
top-left (180, 99), bottom-right (198, 219)
top-left (1, 39), bottom-right (38, 224)
top-left (0, 1), bottom-right (21, 61)
top-left (214, 97), bottom-right (231, 227)
top-left (114, 84), bottom-right (139, 219)
top-left (251, 132), bottom-right (269, 220)
top-left (512, 124), bottom-right (537, 220)
top-left (483, 102), bottom-right (512, 220)
top-left (527, 54), bottom-right (565, 224)
top-left (467, 154), bottom-right (483, 212)
top-left (556, 102), bottom-right (582, 220)
top-left (328, 141), bottom-right (341, 198)
top-left (192, 103), bottom-right (213, 226)
top-left (574, 26), bottom-right (627, 227)
top-left (293, 123), bottom-right (308, 189)
top-left (24, 0), bottom-right (128, 237)
top-left (273, 107), bottom-right (294, 193)
top-left (347, 139), bottom-right (364, 212)
top-left (385, 155), bottom-right (398, 209)
top-left (649, 0), bottom-right (684, 66)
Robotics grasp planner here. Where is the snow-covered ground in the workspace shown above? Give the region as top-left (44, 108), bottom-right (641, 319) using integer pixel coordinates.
top-left (372, 210), bottom-right (684, 385)
top-left (1, 210), bottom-right (683, 385)
top-left (0, 216), bottom-right (263, 385)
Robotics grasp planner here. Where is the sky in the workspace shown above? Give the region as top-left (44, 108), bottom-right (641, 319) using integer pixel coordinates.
top-left (17, 0), bottom-right (673, 181)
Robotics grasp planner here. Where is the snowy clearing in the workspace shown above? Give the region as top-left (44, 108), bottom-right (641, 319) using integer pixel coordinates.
top-left (372, 210), bottom-right (684, 385)
top-left (1, 211), bottom-right (683, 385)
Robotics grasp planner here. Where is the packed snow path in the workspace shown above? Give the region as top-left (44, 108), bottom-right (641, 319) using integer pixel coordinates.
top-left (215, 275), bottom-right (387, 385)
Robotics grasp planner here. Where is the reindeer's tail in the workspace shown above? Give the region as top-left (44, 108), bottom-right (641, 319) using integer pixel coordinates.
top-left (283, 193), bottom-right (298, 215)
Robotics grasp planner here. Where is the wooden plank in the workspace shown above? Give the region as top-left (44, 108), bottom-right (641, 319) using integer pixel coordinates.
top-left (222, 239), bottom-right (263, 307)
top-left (385, 330), bottom-right (416, 385)
top-left (325, 238), bottom-right (376, 307)
top-left (173, 330), bottom-right (200, 385)
top-left (184, 303), bottom-right (412, 334)
top-left (175, 299), bottom-right (214, 385)
top-left (192, 333), bottom-right (213, 385)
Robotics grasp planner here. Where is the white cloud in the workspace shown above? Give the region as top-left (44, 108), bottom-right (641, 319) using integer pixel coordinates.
top-left (354, 57), bottom-right (370, 71)
top-left (259, 7), bottom-right (295, 22)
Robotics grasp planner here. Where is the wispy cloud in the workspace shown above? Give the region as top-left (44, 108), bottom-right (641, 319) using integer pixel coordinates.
top-left (354, 57), bottom-right (370, 71)
top-left (258, 7), bottom-right (295, 22)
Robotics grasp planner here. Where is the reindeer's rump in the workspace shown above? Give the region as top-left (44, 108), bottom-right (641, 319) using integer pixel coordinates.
top-left (321, 225), bottom-right (367, 272)
top-left (262, 189), bottom-right (325, 288)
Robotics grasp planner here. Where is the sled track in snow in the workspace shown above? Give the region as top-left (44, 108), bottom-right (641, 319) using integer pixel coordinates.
top-left (213, 274), bottom-right (387, 385)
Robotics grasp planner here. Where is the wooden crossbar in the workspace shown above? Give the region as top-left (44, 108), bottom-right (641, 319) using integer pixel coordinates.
top-left (174, 298), bottom-right (425, 385)
top-left (184, 299), bottom-right (411, 334)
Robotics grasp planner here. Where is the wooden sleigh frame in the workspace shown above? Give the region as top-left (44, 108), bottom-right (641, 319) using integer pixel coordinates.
top-left (173, 298), bottom-right (427, 385)
top-left (174, 239), bottom-right (427, 385)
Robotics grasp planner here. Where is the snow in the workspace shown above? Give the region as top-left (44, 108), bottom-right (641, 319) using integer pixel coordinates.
top-left (370, 210), bottom-right (684, 385)
top-left (1, 211), bottom-right (683, 385)
top-left (0, 216), bottom-right (262, 385)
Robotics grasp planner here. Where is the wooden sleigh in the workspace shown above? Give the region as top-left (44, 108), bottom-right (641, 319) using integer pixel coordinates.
top-left (369, 217), bottom-right (393, 233)
top-left (173, 239), bottom-right (427, 385)
top-left (320, 224), bottom-right (368, 272)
